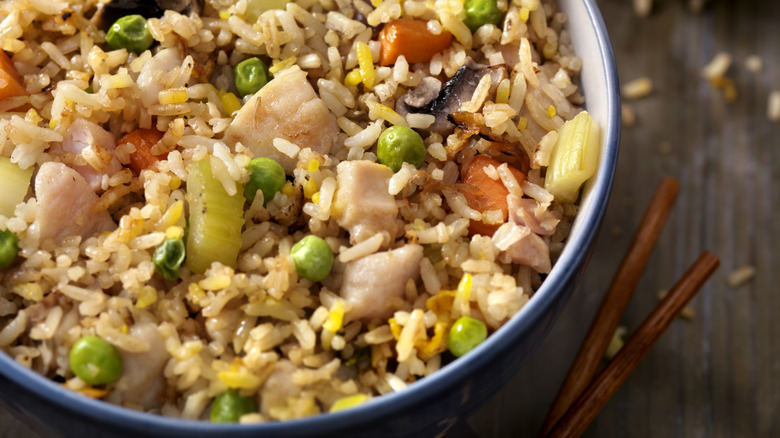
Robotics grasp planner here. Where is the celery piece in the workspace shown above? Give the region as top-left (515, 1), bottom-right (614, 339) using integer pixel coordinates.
top-left (0, 157), bottom-right (33, 218)
top-left (544, 110), bottom-right (601, 204)
top-left (185, 160), bottom-right (245, 274)
top-left (244, 0), bottom-right (289, 23)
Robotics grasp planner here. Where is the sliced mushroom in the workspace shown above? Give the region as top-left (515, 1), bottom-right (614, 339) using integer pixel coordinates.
top-left (396, 65), bottom-right (508, 136)
top-left (93, 0), bottom-right (204, 29)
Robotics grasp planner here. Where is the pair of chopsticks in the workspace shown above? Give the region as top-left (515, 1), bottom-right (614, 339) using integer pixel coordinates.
top-left (540, 178), bottom-right (719, 437)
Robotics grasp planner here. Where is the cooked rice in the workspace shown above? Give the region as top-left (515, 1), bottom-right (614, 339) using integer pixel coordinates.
top-left (767, 90), bottom-right (780, 123)
top-left (0, 0), bottom-right (593, 424)
top-left (727, 265), bottom-right (756, 289)
top-left (701, 51), bottom-right (732, 80)
top-left (621, 77), bottom-right (653, 100)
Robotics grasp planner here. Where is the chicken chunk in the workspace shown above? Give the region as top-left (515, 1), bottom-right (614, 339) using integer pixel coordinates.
top-left (106, 322), bottom-right (169, 410)
top-left (498, 223), bottom-right (551, 274)
top-left (222, 66), bottom-right (339, 174)
top-left (332, 160), bottom-right (398, 246)
top-left (52, 118), bottom-right (122, 192)
top-left (31, 162), bottom-right (116, 244)
top-left (136, 48), bottom-right (183, 108)
top-left (507, 195), bottom-right (560, 236)
top-left (340, 244), bottom-right (423, 321)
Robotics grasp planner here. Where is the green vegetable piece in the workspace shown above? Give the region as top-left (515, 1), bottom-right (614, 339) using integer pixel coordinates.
top-left (290, 235), bottom-right (333, 282)
top-left (210, 389), bottom-right (257, 423)
top-left (244, 157), bottom-right (286, 205)
top-left (448, 316), bottom-right (487, 357)
top-left (153, 238), bottom-right (186, 281)
top-left (244, 0), bottom-right (289, 23)
top-left (234, 57), bottom-right (269, 97)
top-left (185, 160), bottom-right (245, 274)
top-left (69, 336), bottom-right (123, 386)
top-left (462, 0), bottom-right (504, 32)
top-left (377, 126), bottom-right (426, 172)
top-left (0, 157), bottom-right (33, 218)
top-left (0, 229), bottom-right (18, 269)
top-left (544, 110), bottom-right (600, 204)
top-left (106, 15), bottom-right (153, 55)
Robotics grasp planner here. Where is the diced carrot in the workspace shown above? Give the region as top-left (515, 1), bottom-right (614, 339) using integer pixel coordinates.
top-left (378, 18), bottom-right (453, 67)
top-left (460, 155), bottom-right (526, 237)
top-left (118, 129), bottom-right (167, 174)
top-left (0, 51), bottom-right (28, 104)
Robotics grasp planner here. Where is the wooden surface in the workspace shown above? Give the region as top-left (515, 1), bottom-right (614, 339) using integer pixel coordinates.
top-left (3, 0), bottom-right (779, 436)
top-left (468, 0), bottom-right (780, 436)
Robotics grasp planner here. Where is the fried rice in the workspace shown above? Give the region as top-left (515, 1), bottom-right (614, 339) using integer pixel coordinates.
top-left (0, 0), bottom-right (595, 423)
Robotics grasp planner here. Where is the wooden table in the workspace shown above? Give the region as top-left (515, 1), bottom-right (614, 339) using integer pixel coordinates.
top-left (3, 0), bottom-right (778, 436)
top-left (468, 0), bottom-right (780, 436)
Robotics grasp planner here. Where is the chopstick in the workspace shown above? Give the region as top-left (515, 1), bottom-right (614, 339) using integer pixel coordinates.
top-left (539, 177), bottom-right (680, 435)
top-left (545, 251), bottom-right (720, 437)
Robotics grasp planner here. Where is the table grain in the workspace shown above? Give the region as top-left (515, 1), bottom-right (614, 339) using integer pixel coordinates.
top-left (3, 0), bottom-right (778, 436)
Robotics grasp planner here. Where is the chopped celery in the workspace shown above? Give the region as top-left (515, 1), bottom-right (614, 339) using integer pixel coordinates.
top-left (544, 110), bottom-right (600, 204)
top-left (244, 0), bottom-right (289, 23)
top-left (185, 160), bottom-right (245, 274)
top-left (0, 157), bottom-right (33, 218)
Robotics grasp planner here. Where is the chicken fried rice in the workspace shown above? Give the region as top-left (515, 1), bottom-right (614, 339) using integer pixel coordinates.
top-left (0, 0), bottom-right (599, 423)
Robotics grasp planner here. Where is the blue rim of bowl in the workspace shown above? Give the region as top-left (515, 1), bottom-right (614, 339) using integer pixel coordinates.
top-left (0, 0), bottom-right (620, 435)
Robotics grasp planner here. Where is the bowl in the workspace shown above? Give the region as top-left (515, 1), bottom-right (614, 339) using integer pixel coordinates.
top-left (0, 0), bottom-right (619, 436)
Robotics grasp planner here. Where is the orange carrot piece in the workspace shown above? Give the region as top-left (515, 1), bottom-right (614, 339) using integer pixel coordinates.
top-left (378, 18), bottom-right (453, 67)
top-left (461, 155), bottom-right (526, 237)
top-left (118, 129), bottom-right (167, 174)
top-left (0, 51), bottom-right (27, 103)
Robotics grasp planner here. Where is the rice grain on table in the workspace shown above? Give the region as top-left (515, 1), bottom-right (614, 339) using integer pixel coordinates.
top-left (727, 266), bottom-right (756, 288)
top-left (621, 77), bottom-right (653, 100)
top-left (767, 90), bottom-right (780, 123)
top-left (701, 52), bottom-right (732, 79)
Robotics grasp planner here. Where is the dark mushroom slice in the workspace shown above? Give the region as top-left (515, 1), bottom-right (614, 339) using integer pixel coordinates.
top-left (396, 65), bottom-right (508, 136)
top-left (93, 0), bottom-right (204, 30)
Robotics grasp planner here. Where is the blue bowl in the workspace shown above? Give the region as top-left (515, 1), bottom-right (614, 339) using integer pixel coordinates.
top-left (0, 0), bottom-right (619, 436)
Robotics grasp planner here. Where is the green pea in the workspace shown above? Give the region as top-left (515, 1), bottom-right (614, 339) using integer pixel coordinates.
top-left (290, 235), bottom-right (333, 282)
top-left (377, 126), bottom-right (426, 172)
top-left (106, 15), bottom-right (153, 55)
top-left (448, 316), bottom-right (487, 357)
top-left (69, 336), bottom-right (123, 386)
top-left (234, 57), bottom-right (270, 97)
top-left (244, 157), bottom-right (286, 205)
top-left (462, 0), bottom-right (504, 33)
top-left (210, 389), bottom-right (257, 423)
top-left (153, 238), bottom-right (186, 281)
top-left (0, 229), bottom-right (18, 269)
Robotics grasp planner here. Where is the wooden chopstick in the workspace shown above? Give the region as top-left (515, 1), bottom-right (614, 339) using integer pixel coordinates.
top-left (545, 251), bottom-right (720, 437)
top-left (539, 177), bottom-right (680, 435)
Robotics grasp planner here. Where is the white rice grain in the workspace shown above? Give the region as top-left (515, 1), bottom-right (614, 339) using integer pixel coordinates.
top-left (621, 77), bottom-right (653, 100)
top-left (338, 233), bottom-right (384, 263)
top-left (273, 138), bottom-right (301, 158)
top-left (701, 52), bottom-right (732, 80)
top-left (767, 90), bottom-right (780, 123)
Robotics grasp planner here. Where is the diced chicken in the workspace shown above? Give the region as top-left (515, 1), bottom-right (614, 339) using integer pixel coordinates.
top-left (332, 160), bottom-right (398, 245)
top-left (136, 48), bottom-right (183, 107)
top-left (31, 162), bottom-right (116, 244)
top-left (340, 244), bottom-right (423, 321)
top-left (51, 118), bottom-right (122, 192)
top-left (259, 360), bottom-right (302, 417)
top-left (498, 224), bottom-right (551, 274)
top-left (106, 322), bottom-right (169, 410)
top-left (507, 195), bottom-right (560, 236)
top-left (222, 66), bottom-right (339, 174)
